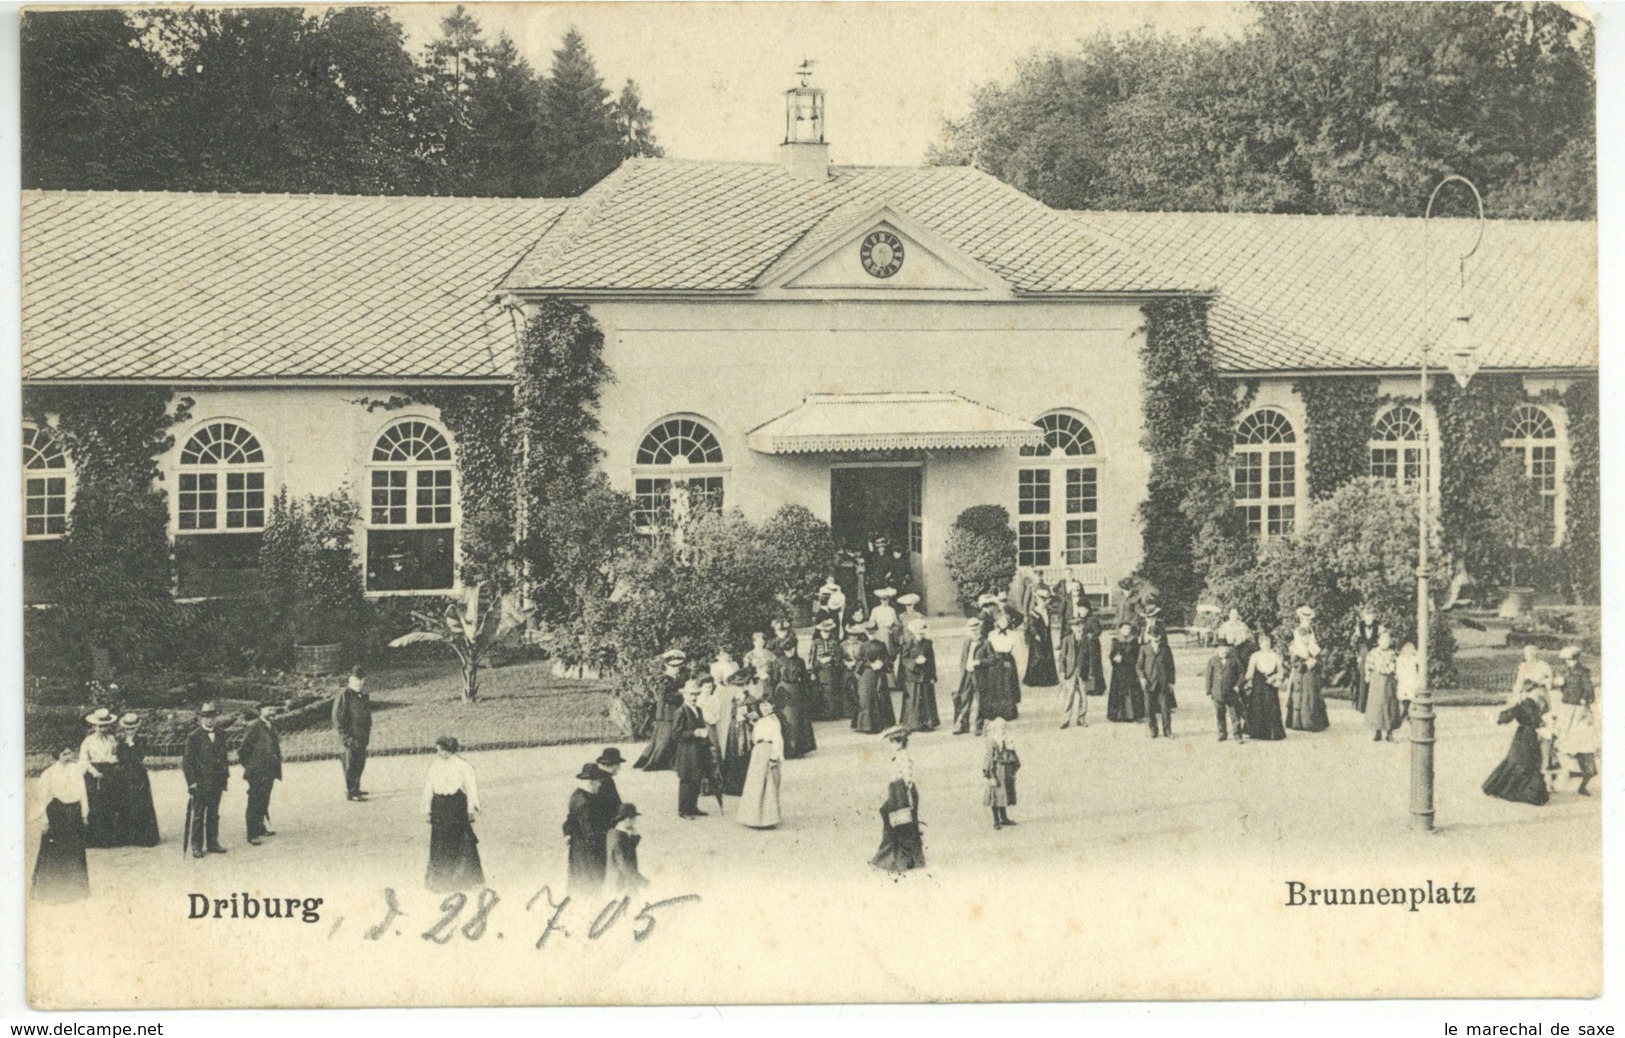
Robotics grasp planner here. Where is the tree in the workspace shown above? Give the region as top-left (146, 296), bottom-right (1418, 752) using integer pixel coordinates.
top-left (931, 3), bottom-right (1595, 218)
top-left (1481, 453), bottom-right (1555, 592)
top-left (537, 27), bottom-right (624, 196)
top-left (389, 584), bottom-right (532, 702)
top-left (613, 79), bottom-right (664, 159)
top-left (759, 505), bottom-right (836, 613)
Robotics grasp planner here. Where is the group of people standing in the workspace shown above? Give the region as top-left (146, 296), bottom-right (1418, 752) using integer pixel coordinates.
top-left (1483, 643), bottom-right (1599, 806)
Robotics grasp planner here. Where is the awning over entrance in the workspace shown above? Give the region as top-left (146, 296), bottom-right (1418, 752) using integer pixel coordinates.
top-left (748, 392), bottom-right (1043, 454)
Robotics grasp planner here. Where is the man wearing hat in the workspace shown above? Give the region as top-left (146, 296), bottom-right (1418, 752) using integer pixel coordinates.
top-left (183, 702), bottom-right (232, 857)
top-left (589, 747), bottom-right (625, 839)
top-left (605, 803), bottom-right (649, 892)
top-left (673, 679), bottom-right (712, 818)
top-left (79, 708), bottom-right (122, 848)
top-left (953, 617), bottom-right (987, 735)
top-left (563, 763), bottom-right (607, 891)
top-left (634, 649), bottom-right (688, 772)
top-left (1137, 609), bottom-right (1176, 738)
top-left (333, 665), bottom-right (372, 801)
top-left (808, 617), bottom-right (843, 720)
top-left (238, 701), bottom-right (284, 845)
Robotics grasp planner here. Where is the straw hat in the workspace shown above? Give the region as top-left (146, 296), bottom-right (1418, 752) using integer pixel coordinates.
top-left (660, 648), bottom-right (688, 664)
top-left (1559, 645), bottom-right (1582, 660)
top-left (814, 618), bottom-right (837, 632)
top-left (117, 712), bottom-right (141, 731)
top-left (84, 707), bottom-right (117, 727)
top-left (897, 592), bottom-right (920, 607)
top-left (874, 588), bottom-right (896, 600)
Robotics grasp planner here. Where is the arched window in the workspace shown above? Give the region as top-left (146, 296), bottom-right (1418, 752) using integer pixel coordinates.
top-left (173, 421), bottom-right (270, 598)
top-left (367, 419), bottom-right (456, 592)
top-left (1016, 410), bottom-right (1099, 572)
top-left (23, 424), bottom-right (70, 540)
top-left (177, 421), bottom-right (267, 531)
top-left (633, 415), bottom-right (727, 532)
top-left (1233, 409), bottom-right (1297, 540)
top-left (1369, 405), bottom-right (1426, 487)
top-left (1502, 404), bottom-right (1561, 526)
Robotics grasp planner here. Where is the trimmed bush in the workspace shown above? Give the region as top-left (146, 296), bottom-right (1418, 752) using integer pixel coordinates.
top-left (943, 505), bottom-right (1017, 613)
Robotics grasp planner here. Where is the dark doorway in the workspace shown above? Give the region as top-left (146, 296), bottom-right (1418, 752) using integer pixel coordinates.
top-left (831, 466), bottom-right (918, 554)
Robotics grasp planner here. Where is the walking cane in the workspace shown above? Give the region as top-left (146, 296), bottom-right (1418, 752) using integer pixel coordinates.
top-left (181, 792), bottom-right (194, 860)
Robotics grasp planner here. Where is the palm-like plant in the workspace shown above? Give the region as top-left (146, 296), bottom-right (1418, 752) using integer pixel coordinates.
top-left (388, 583), bottom-right (532, 703)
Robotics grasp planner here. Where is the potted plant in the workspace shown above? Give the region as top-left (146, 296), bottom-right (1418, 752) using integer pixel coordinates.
top-left (262, 490), bottom-right (365, 674)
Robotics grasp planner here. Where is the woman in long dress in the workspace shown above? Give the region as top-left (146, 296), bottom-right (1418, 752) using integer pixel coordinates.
top-left (634, 650), bottom-right (688, 772)
top-left (1348, 609), bottom-right (1380, 713)
top-left (1023, 587), bottom-right (1060, 689)
top-left (721, 672), bottom-right (759, 798)
top-left (982, 611), bottom-right (1022, 722)
top-left (770, 635), bottom-right (816, 758)
top-left (1362, 629), bottom-right (1403, 741)
top-left (807, 619), bottom-right (843, 721)
top-left (871, 730), bottom-right (925, 873)
top-left (898, 618), bottom-right (940, 732)
top-left (1106, 623), bottom-right (1146, 722)
top-left (982, 718), bottom-right (1020, 830)
top-left (1284, 608), bottom-right (1330, 732)
top-left (113, 713), bottom-right (160, 847)
top-left (853, 621), bottom-right (896, 734)
top-left (32, 745), bottom-right (91, 903)
top-left (422, 736), bottom-right (484, 892)
top-left (736, 701), bottom-right (783, 829)
top-left (78, 709), bottom-right (121, 848)
top-left (1483, 693), bottom-right (1551, 806)
top-left (1242, 631), bottom-right (1288, 741)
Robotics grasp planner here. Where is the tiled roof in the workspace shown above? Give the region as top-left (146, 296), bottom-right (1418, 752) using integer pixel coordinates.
top-left (1073, 210), bottom-right (1598, 373)
top-left (22, 191), bottom-right (567, 381)
top-left (502, 159), bottom-right (1186, 294)
top-left (747, 392), bottom-right (1045, 454)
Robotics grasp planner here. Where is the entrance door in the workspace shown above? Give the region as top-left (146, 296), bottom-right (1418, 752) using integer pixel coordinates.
top-left (831, 465), bottom-right (922, 607)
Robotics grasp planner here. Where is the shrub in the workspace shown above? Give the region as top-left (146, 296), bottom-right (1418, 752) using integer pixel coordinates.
top-left (759, 504), bottom-right (836, 614)
top-left (259, 489), bottom-right (367, 655)
top-left (1205, 478), bottom-right (1457, 687)
top-left (943, 505), bottom-right (1017, 613)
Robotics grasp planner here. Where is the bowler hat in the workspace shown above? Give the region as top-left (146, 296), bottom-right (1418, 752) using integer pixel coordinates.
top-left (575, 763), bottom-right (605, 781)
top-left (614, 803), bottom-right (641, 823)
top-left (597, 747), bottom-right (626, 766)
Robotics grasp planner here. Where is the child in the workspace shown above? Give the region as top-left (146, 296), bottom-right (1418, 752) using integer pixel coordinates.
top-left (605, 803), bottom-right (649, 892)
top-left (982, 718), bottom-right (1021, 830)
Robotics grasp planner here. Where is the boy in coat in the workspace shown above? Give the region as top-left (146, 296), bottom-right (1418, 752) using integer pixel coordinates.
top-left (238, 701), bottom-right (283, 844)
top-left (182, 702), bottom-right (231, 857)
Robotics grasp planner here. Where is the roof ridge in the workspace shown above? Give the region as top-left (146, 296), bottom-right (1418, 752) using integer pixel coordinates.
top-left (19, 188), bottom-right (575, 203)
top-left (1070, 207), bottom-right (1595, 227)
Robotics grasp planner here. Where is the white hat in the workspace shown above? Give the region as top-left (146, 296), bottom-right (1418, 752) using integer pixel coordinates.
top-left (1559, 645), bottom-right (1581, 660)
top-left (85, 707), bottom-right (117, 726)
top-left (896, 592), bottom-right (920, 607)
top-left (874, 587), bottom-right (896, 600)
top-left (1296, 606), bottom-right (1316, 620)
top-left (976, 594), bottom-right (998, 607)
top-left (660, 648), bottom-right (688, 663)
top-left (907, 617), bottom-right (927, 635)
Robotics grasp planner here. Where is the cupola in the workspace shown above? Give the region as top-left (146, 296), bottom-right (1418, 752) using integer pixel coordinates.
top-left (779, 60), bottom-right (830, 181)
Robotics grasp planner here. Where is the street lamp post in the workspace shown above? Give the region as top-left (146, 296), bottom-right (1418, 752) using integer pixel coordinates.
top-left (1412, 174), bottom-right (1485, 832)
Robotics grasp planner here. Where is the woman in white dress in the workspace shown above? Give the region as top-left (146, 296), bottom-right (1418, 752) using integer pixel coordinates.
top-left (1241, 632), bottom-right (1287, 741)
top-left (1362, 628), bottom-right (1402, 741)
top-left (421, 736), bottom-right (484, 892)
top-left (1284, 607), bottom-right (1329, 732)
top-left (33, 745), bottom-right (91, 903)
top-left (737, 700), bottom-right (783, 829)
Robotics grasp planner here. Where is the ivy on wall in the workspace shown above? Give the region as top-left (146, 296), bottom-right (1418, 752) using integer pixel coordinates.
top-left (23, 386), bottom-right (191, 672)
top-left (1561, 375), bottom-right (1599, 602)
top-left (1294, 377), bottom-right (1382, 499)
top-left (1135, 298), bottom-right (1250, 621)
top-left (1430, 373), bottom-right (1532, 591)
top-left (415, 386), bottom-right (518, 591)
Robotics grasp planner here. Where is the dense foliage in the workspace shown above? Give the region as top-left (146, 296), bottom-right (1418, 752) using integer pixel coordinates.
top-left (1205, 478), bottom-right (1457, 687)
top-left (943, 505), bottom-right (1017, 613)
top-left (414, 386), bottom-right (518, 591)
top-left (604, 507), bottom-right (834, 735)
top-left (932, 3), bottom-right (1595, 219)
top-left (1295, 378), bottom-right (1383, 500)
top-left (513, 299), bottom-right (617, 626)
top-left (1136, 299), bottom-right (1250, 623)
top-left (259, 489), bottom-right (367, 651)
top-left (23, 388), bottom-right (188, 674)
top-left (22, 6), bottom-right (661, 195)
top-left (1561, 377), bottom-right (1600, 603)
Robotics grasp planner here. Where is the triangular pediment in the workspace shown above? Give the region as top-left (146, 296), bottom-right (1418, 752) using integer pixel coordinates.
top-left (760, 205), bottom-right (1011, 296)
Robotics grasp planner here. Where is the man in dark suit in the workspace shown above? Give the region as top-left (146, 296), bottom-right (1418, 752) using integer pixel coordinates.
top-left (1204, 640), bottom-right (1245, 742)
top-left (332, 665), bottom-right (372, 801)
top-left (673, 681), bottom-right (711, 819)
top-left (238, 701), bottom-right (283, 844)
top-left (1137, 611), bottom-right (1176, 739)
top-left (589, 747), bottom-right (625, 838)
top-left (182, 702), bottom-right (231, 857)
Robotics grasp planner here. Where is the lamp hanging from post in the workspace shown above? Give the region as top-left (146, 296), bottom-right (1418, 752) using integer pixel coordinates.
top-left (1412, 174), bottom-right (1484, 833)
